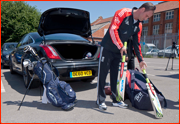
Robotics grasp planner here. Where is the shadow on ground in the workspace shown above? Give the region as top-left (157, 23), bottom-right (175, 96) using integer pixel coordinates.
top-left (156, 74), bottom-right (179, 79)
top-left (2, 71), bottom-right (97, 96)
top-left (3, 98), bottom-right (179, 118)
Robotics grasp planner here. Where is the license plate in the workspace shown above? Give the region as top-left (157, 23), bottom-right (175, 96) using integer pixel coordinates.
top-left (70, 70), bottom-right (92, 78)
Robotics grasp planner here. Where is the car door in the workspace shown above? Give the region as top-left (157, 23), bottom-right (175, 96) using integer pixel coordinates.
top-left (151, 49), bottom-right (158, 55)
top-left (13, 35), bottom-right (28, 71)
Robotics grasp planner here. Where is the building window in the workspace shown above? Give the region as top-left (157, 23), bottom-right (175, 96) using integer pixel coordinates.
top-left (142, 27), bottom-right (148, 36)
top-left (165, 10), bottom-right (174, 20)
top-left (153, 25), bottom-right (159, 35)
top-left (143, 19), bottom-right (149, 23)
top-left (153, 13), bottom-right (161, 22)
top-left (165, 23), bottom-right (173, 33)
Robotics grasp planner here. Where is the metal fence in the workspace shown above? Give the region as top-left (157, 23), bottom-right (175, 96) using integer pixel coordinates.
top-left (140, 33), bottom-right (179, 57)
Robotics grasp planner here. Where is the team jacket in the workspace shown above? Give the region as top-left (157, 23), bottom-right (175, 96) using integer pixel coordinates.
top-left (101, 7), bottom-right (144, 63)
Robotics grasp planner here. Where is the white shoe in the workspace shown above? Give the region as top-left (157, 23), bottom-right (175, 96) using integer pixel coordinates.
top-left (96, 101), bottom-right (107, 110)
top-left (112, 101), bottom-right (128, 109)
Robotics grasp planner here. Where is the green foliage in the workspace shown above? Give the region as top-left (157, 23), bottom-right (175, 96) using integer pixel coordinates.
top-left (143, 55), bottom-right (153, 58)
top-left (1, 1), bottom-right (41, 45)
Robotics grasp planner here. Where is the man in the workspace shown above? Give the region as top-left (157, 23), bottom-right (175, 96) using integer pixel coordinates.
top-left (97, 2), bottom-right (156, 110)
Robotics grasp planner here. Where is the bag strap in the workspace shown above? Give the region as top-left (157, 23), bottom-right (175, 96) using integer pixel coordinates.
top-left (130, 71), bottom-right (135, 107)
top-left (149, 79), bottom-right (167, 108)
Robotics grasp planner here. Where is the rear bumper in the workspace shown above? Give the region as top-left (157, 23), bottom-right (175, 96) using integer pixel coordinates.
top-left (53, 62), bottom-right (99, 81)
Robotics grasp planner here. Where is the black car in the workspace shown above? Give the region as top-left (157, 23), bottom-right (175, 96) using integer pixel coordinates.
top-left (1, 42), bottom-right (18, 68)
top-left (9, 8), bottom-right (100, 88)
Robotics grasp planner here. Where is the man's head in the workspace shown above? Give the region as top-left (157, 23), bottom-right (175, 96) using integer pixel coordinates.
top-left (137, 2), bottom-right (156, 21)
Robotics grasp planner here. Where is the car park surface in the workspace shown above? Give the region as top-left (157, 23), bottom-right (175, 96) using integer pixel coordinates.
top-left (1, 58), bottom-right (179, 123)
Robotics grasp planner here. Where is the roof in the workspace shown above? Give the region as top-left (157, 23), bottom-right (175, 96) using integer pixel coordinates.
top-left (154, 1), bottom-right (179, 13)
top-left (92, 17), bottom-right (113, 25)
top-left (91, 22), bottom-right (110, 33)
top-left (91, 1), bottom-right (179, 25)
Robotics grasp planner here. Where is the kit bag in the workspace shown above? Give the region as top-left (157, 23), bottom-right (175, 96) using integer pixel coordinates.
top-left (125, 69), bottom-right (167, 111)
top-left (33, 60), bottom-right (76, 110)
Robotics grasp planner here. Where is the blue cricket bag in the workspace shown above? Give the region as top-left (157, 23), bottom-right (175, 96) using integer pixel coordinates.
top-left (125, 69), bottom-right (167, 111)
top-left (33, 61), bottom-right (76, 110)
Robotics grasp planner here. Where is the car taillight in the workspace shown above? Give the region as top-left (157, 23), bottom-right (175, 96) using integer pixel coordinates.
top-left (97, 53), bottom-right (100, 58)
top-left (40, 45), bottom-right (61, 59)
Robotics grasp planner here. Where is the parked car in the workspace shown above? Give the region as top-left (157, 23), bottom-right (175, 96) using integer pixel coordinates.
top-left (141, 43), bottom-right (158, 54)
top-left (1, 42), bottom-right (18, 68)
top-left (158, 45), bottom-right (179, 58)
top-left (9, 8), bottom-right (100, 88)
top-left (145, 43), bottom-right (158, 50)
top-left (146, 48), bottom-right (159, 56)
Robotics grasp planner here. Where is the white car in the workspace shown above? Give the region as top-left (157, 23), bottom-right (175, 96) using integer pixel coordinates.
top-left (146, 49), bottom-right (159, 56)
top-left (158, 45), bottom-right (179, 58)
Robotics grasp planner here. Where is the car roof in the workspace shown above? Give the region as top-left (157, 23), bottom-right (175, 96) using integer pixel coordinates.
top-left (3, 42), bottom-right (18, 44)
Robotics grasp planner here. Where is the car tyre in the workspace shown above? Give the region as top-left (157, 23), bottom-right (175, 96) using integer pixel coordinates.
top-left (22, 63), bottom-right (40, 89)
top-left (9, 57), bottom-right (15, 74)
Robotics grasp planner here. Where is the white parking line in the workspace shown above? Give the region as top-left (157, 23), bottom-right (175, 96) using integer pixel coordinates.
top-left (170, 72), bottom-right (179, 74)
top-left (1, 80), bottom-right (5, 93)
top-left (147, 74), bottom-right (155, 76)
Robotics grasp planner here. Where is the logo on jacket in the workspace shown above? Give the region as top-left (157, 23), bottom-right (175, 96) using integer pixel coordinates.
top-left (125, 17), bottom-right (129, 25)
top-left (134, 92), bottom-right (143, 102)
top-left (123, 31), bottom-right (127, 34)
top-left (134, 26), bottom-right (137, 32)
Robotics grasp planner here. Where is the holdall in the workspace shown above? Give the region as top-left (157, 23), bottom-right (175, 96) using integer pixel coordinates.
top-left (125, 69), bottom-right (167, 111)
top-left (33, 60), bottom-right (76, 111)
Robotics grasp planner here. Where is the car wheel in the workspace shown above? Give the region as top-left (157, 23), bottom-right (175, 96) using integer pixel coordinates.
top-left (22, 63), bottom-right (40, 89)
top-left (81, 77), bottom-right (95, 82)
top-left (9, 58), bottom-right (15, 74)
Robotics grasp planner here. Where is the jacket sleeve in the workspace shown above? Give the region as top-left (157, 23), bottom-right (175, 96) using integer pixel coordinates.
top-left (109, 8), bottom-right (128, 49)
top-left (132, 23), bottom-right (144, 63)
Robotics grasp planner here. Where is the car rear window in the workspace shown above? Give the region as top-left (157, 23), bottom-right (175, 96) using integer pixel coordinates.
top-left (45, 33), bottom-right (90, 42)
top-left (4, 44), bottom-right (17, 51)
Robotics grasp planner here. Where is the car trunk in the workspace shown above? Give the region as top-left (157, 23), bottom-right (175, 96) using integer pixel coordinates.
top-left (51, 43), bottom-right (98, 60)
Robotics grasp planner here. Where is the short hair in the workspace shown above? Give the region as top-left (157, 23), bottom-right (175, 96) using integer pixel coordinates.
top-left (139, 2), bottom-right (156, 11)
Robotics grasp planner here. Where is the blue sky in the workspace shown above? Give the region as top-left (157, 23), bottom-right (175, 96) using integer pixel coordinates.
top-left (26, 1), bottom-right (162, 23)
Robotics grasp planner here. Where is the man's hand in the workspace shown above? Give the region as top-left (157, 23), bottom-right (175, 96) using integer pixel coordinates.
top-left (120, 46), bottom-right (127, 58)
top-left (125, 57), bottom-right (128, 62)
top-left (139, 61), bottom-right (147, 71)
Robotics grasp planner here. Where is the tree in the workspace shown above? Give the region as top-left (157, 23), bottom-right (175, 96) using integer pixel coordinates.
top-left (1, 1), bottom-right (41, 45)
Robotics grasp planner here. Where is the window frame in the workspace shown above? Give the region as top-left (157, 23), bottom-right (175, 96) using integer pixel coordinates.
top-left (153, 13), bottom-right (161, 22)
top-left (165, 23), bottom-right (173, 33)
top-left (165, 10), bottom-right (174, 20)
top-left (142, 26), bottom-right (148, 36)
top-left (153, 25), bottom-right (160, 35)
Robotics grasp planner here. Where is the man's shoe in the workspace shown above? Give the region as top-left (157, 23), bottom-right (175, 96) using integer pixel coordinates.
top-left (112, 101), bottom-right (128, 109)
top-left (96, 101), bottom-right (107, 110)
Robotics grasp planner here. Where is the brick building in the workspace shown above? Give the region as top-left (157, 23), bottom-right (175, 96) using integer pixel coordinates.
top-left (89, 1), bottom-right (179, 49)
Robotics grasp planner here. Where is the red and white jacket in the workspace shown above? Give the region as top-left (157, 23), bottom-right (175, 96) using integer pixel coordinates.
top-left (101, 7), bottom-right (144, 63)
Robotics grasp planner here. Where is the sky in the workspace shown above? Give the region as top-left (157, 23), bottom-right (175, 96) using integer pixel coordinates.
top-left (26, 1), bottom-right (162, 23)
